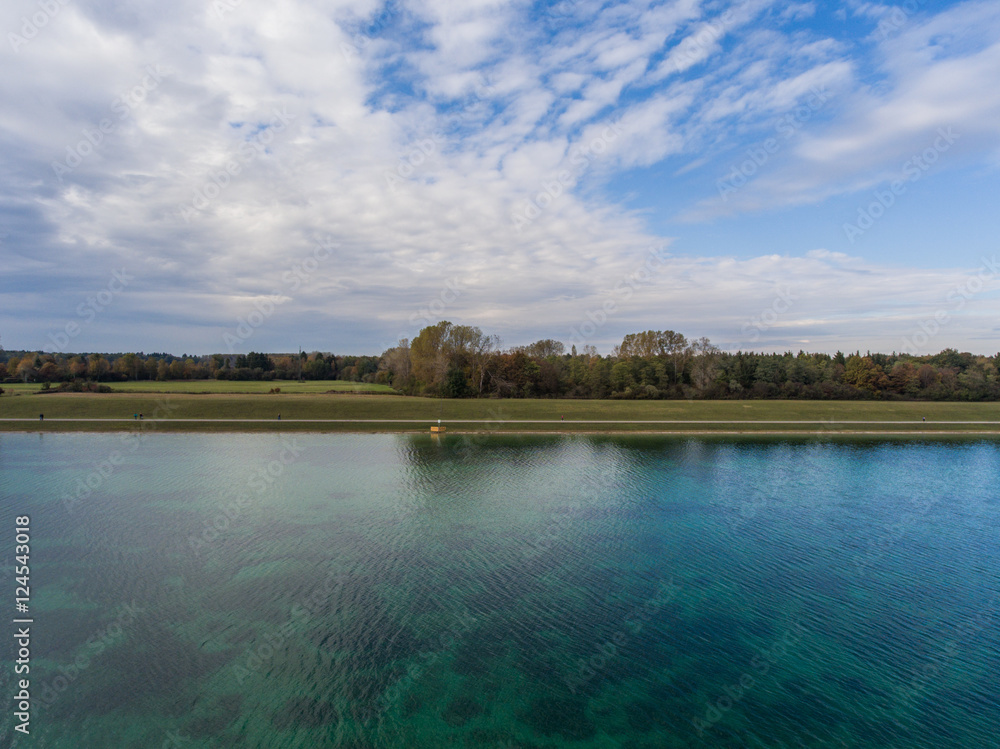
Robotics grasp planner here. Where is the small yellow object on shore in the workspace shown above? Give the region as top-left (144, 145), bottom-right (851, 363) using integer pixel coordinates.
top-left (431, 426), bottom-right (446, 433)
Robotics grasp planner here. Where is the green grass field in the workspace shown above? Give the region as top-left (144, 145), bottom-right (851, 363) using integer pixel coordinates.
top-left (1, 391), bottom-right (999, 433)
top-left (0, 379), bottom-right (397, 394)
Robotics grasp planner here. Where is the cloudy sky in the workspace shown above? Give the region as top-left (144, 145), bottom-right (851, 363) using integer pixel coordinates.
top-left (2, 0), bottom-right (999, 356)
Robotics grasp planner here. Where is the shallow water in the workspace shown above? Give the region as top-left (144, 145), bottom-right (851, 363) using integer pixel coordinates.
top-left (1, 433), bottom-right (998, 748)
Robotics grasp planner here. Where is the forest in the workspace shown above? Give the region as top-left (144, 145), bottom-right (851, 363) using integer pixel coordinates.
top-left (3, 321), bottom-right (999, 401)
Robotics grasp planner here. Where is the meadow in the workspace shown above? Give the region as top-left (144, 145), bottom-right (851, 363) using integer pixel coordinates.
top-left (2, 382), bottom-right (999, 433)
top-left (0, 379), bottom-right (397, 394)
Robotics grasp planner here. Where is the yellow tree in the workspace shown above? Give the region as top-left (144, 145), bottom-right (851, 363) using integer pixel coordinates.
top-left (410, 321), bottom-right (453, 392)
top-left (16, 355), bottom-right (37, 382)
top-left (843, 355), bottom-right (888, 393)
top-left (68, 356), bottom-right (88, 379)
top-left (116, 353), bottom-right (138, 380)
top-left (88, 354), bottom-right (109, 381)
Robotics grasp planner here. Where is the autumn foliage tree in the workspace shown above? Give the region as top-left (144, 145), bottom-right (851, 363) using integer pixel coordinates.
top-left (2, 329), bottom-right (998, 402)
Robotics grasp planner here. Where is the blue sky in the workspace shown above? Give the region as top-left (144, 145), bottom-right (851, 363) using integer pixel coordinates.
top-left (1, 0), bottom-right (999, 355)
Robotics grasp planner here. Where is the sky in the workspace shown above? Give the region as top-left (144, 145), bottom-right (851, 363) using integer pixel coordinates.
top-left (1, 0), bottom-right (999, 356)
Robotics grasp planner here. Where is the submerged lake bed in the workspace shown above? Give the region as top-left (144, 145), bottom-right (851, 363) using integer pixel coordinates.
top-left (2, 433), bottom-right (998, 748)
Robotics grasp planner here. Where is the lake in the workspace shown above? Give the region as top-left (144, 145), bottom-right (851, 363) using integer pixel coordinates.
top-left (1, 432), bottom-right (998, 748)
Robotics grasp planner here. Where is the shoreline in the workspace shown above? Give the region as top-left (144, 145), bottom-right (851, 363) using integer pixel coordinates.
top-left (3, 417), bottom-right (1000, 423)
top-left (2, 425), bottom-right (999, 437)
top-left (4, 395), bottom-right (999, 436)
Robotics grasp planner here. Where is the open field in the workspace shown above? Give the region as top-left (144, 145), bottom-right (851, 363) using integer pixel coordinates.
top-left (0, 379), bottom-right (397, 394)
top-left (2, 393), bottom-right (1000, 433)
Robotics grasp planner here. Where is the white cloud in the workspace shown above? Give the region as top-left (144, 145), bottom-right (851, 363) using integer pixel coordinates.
top-left (681, 0), bottom-right (1000, 220)
top-left (780, 3), bottom-right (816, 22)
top-left (1, 0), bottom-right (999, 355)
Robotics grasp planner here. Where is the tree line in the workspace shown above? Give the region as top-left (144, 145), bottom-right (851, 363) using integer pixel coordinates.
top-left (3, 321), bottom-right (999, 400)
top-left (0, 351), bottom-right (380, 387)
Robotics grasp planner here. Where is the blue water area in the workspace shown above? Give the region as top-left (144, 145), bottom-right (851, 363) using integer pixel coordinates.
top-left (1, 432), bottom-right (998, 748)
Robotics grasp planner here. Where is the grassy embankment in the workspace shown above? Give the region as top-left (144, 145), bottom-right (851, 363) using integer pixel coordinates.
top-left (2, 380), bottom-right (1000, 433)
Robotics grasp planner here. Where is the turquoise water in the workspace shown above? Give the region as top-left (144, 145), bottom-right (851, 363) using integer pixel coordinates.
top-left (1, 433), bottom-right (998, 748)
